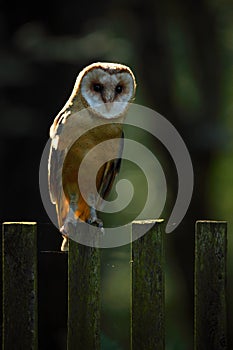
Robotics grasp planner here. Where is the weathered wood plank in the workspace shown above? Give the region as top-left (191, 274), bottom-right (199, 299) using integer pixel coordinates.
top-left (38, 250), bottom-right (68, 350)
top-left (0, 222), bottom-right (2, 348)
top-left (194, 221), bottom-right (227, 350)
top-left (2, 222), bottom-right (38, 350)
top-left (67, 224), bottom-right (101, 349)
top-left (131, 220), bottom-right (165, 350)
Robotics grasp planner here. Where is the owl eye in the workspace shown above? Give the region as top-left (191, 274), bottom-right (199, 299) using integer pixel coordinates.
top-left (93, 83), bottom-right (103, 93)
top-left (115, 85), bottom-right (123, 94)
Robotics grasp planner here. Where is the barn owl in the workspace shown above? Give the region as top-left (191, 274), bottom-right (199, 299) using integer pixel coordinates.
top-left (48, 62), bottom-right (136, 250)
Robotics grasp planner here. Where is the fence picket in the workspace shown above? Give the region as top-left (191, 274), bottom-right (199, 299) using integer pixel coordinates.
top-left (194, 221), bottom-right (227, 350)
top-left (67, 223), bottom-right (101, 349)
top-left (131, 220), bottom-right (165, 350)
top-left (2, 222), bottom-right (38, 349)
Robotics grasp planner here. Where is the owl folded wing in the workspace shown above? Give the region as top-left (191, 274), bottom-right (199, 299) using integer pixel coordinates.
top-left (97, 131), bottom-right (124, 207)
top-left (48, 111), bottom-right (68, 205)
top-left (48, 139), bottom-right (64, 204)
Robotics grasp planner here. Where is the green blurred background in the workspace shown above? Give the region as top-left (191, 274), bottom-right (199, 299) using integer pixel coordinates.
top-left (1, 0), bottom-right (233, 348)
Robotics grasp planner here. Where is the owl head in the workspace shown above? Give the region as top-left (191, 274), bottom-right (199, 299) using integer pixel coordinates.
top-left (78, 62), bottom-right (136, 119)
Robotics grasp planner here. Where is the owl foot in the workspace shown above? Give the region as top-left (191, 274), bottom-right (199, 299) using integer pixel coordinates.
top-left (87, 207), bottom-right (103, 228)
top-left (87, 219), bottom-right (105, 238)
top-left (87, 216), bottom-right (103, 228)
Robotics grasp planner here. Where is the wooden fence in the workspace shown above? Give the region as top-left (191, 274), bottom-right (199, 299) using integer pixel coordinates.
top-left (1, 220), bottom-right (228, 349)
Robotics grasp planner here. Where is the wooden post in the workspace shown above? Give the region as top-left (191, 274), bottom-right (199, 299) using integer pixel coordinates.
top-left (67, 224), bottom-right (101, 349)
top-left (2, 222), bottom-right (38, 350)
top-left (194, 221), bottom-right (227, 350)
top-left (37, 222), bottom-right (68, 350)
top-left (131, 220), bottom-right (165, 350)
top-left (0, 222), bottom-right (2, 348)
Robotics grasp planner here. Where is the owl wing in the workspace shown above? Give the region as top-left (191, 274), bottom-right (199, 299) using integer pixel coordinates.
top-left (97, 131), bottom-right (124, 205)
top-left (48, 111), bottom-right (69, 204)
top-left (48, 137), bottom-right (65, 204)
top-left (48, 118), bottom-right (72, 229)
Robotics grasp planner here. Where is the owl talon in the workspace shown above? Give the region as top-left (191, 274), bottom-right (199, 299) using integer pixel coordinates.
top-left (87, 217), bottom-right (97, 224)
top-left (87, 216), bottom-right (103, 228)
top-left (97, 219), bottom-right (103, 228)
top-left (87, 207), bottom-right (102, 227)
top-left (87, 206), bottom-right (103, 227)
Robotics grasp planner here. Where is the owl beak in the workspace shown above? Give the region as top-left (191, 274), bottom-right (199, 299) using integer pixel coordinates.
top-left (104, 102), bottom-right (112, 112)
top-left (101, 92), bottom-right (114, 104)
top-left (101, 91), bottom-right (114, 112)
